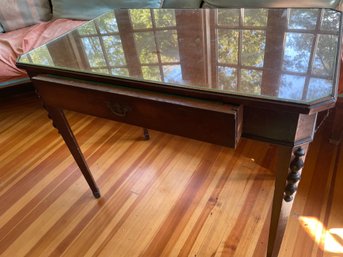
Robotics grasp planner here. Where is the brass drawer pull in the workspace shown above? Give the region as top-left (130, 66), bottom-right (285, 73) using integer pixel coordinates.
top-left (106, 102), bottom-right (131, 117)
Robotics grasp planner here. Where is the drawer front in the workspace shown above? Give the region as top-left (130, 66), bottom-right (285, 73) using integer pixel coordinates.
top-left (33, 76), bottom-right (242, 148)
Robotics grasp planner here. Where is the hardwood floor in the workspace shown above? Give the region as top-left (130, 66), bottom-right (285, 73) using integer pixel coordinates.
top-left (0, 91), bottom-right (342, 257)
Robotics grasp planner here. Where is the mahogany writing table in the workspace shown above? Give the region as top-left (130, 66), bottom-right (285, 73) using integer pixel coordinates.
top-left (17, 8), bottom-right (342, 257)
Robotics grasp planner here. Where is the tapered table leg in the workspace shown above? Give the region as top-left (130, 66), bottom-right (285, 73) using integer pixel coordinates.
top-left (45, 105), bottom-right (101, 198)
top-left (267, 144), bottom-right (308, 257)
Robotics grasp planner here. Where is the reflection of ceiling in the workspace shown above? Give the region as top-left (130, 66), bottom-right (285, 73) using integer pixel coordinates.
top-left (19, 8), bottom-right (341, 103)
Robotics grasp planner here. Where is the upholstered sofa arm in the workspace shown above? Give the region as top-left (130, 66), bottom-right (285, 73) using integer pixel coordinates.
top-left (163, 0), bottom-right (203, 8)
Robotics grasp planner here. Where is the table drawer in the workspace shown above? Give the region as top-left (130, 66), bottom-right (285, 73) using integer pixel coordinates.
top-left (33, 76), bottom-right (242, 148)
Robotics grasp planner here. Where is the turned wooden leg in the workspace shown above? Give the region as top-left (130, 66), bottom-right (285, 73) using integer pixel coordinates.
top-left (45, 105), bottom-right (101, 198)
top-left (143, 127), bottom-right (150, 140)
top-left (267, 144), bottom-right (308, 257)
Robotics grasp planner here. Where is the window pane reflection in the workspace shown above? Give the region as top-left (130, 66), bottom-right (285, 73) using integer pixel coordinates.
top-left (217, 29), bottom-right (238, 64)
top-left (288, 9), bottom-right (319, 30)
top-left (142, 66), bottom-right (161, 81)
top-left (242, 30), bottom-right (265, 67)
top-left (312, 34), bottom-right (338, 77)
top-left (135, 32), bottom-right (158, 64)
top-left (156, 30), bottom-right (180, 63)
top-left (307, 78), bottom-right (333, 100)
top-left (22, 46), bottom-right (54, 65)
top-left (130, 9), bottom-right (152, 29)
top-left (321, 9), bottom-right (340, 31)
top-left (103, 35), bottom-right (126, 66)
top-left (240, 69), bottom-right (262, 94)
top-left (163, 65), bottom-right (182, 83)
top-left (217, 9), bottom-right (239, 27)
top-left (92, 68), bottom-right (110, 74)
top-left (81, 37), bottom-right (106, 67)
top-left (78, 22), bottom-right (97, 35)
top-left (111, 68), bottom-right (129, 76)
top-left (218, 66), bottom-right (237, 90)
top-left (97, 13), bottom-right (119, 34)
top-left (244, 9), bottom-right (267, 27)
top-left (283, 32), bottom-right (314, 73)
top-left (279, 74), bottom-right (305, 100)
top-left (154, 9), bottom-right (176, 27)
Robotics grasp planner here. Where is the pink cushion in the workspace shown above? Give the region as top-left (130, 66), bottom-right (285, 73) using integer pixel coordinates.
top-left (0, 19), bottom-right (85, 83)
top-left (0, 0), bottom-right (52, 32)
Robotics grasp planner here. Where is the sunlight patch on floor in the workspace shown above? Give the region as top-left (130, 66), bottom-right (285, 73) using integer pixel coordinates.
top-left (299, 216), bottom-right (343, 254)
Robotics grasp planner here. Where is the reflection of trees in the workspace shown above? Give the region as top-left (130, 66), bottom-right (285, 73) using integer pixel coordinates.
top-left (244, 9), bottom-right (267, 27)
top-left (154, 9), bottom-right (176, 27)
top-left (22, 46), bottom-right (54, 65)
top-left (216, 9), bottom-right (267, 95)
top-left (280, 9), bottom-right (340, 101)
top-left (242, 30), bottom-right (265, 67)
top-left (283, 33), bottom-right (313, 72)
top-left (217, 30), bottom-right (238, 64)
top-left (288, 9), bottom-right (319, 29)
top-left (217, 9), bottom-right (239, 26)
top-left (241, 69), bottom-right (262, 94)
top-left (156, 30), bottom-right (179, 62)
top-left (313, 35), bottom-right (338, 77)
top-left (134, 32), bottom-right (158, 64)
top-left (81, 37), bottom-right (106, 67)
top-left (97, 12), bottom-right (119, 34)
top-left (103, 36), bottom-right (126, 66)
top-left (130, 9), bottom-right (152, 29)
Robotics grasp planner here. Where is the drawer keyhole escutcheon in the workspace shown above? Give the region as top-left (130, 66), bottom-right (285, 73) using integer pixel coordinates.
top-left (106, 101), bottom-right (131, 117)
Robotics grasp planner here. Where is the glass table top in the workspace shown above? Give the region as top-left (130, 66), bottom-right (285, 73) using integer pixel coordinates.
top-left (17, 8), bottom-right (342, 104)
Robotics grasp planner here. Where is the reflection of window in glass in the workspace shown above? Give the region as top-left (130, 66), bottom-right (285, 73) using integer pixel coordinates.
top-left (154, 9), bottom-right (176, 27)
top-left (217, 30), bottom-right (238, 64)
top-left (111, 68), bottom-right (129, 76)
top-left (76, 11), bottom-right (128, 76)
top-left (142, 66), bottom-right (161, 81)
top-left (241, 69), bottom-right (262, 94)
top-left (288, 9), bottom-right (319, 30)
top-left (312, 34), bottom-right (338, 77)
top-left (130, 9), bottom-right (181, 83)
top-left (280, 9), bottom-right (340, 101)
top-left (78, 22), bottom-right (97, 35)
top-left (163, 65), bottom-right (182, 83)
top-left (279, 74), bottom-right (305, 100)
top-left (130, 9), bottom-right (152, 29)
top-left (103, 36), bottom-right (126, 66)
top-left (321, 9), bottom-right (340, 31)
top-left (217, 9), bottom-right (239, 26)
top-left (283, 32), bottom-right (314, 73)
top-left (215, 9), bottom-right (267, 95)
top-left (217, 66), bottom-right (237, 90)
top-left (135, 32), bottom-right (158, 64)
top-left (242, 30), bottom-right (265, 67)
top-left (307, 78), bottom-right (333, 100)
top-left (81, 37), bottom-right (107, 67)
top-left (157, 30), bottom-right (180, 62)
top-left (244, 9), bottom-right (268, 27)
top-left (20, 46), bottom-right (54, 65)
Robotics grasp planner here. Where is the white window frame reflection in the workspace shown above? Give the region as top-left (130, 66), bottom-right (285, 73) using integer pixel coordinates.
top-left (77, 12), bottom-right (129, 76)
top-left (214, 9), bottom-right (267, 95)
top-left (129, 9), bottom-right (181, 82)
top-left (280, 9), bottom-right (340, 101)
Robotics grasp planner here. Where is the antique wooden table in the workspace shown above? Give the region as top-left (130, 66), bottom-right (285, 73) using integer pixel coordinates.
top-left (17, 8), bottom-right (342, 257)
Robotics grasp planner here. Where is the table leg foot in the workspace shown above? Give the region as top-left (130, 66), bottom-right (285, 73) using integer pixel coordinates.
top-left (92, 189), bottom-right (101, 199)
top-left (143, 128), bottom-right (150, 140)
